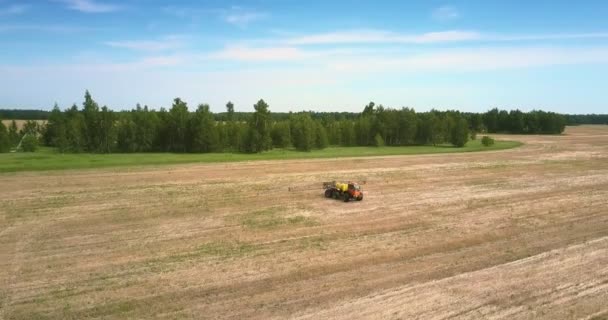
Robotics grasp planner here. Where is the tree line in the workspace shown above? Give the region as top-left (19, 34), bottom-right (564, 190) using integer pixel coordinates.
top-left (465, 108), bottom-right (567, 134)
top-left (565, 114), bottom-right (608, 125)
top-left (1, 91), bottom-right (569, 153)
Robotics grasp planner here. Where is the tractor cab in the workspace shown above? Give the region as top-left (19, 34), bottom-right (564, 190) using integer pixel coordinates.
top-left (347, 182), bottom-right (363, 200)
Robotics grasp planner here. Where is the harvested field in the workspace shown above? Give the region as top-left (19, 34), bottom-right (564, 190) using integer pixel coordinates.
top-left (1, 120), bottom-right (46, 130)
top-left (1, 125), bottom-right (607, 319)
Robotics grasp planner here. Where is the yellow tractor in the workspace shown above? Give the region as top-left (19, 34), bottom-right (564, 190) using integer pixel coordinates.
top-left (323, 181), bottom-right (363, 202)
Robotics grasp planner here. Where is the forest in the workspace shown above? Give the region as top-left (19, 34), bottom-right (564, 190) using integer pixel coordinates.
top-left (0, 91), bottom-right (571, 154)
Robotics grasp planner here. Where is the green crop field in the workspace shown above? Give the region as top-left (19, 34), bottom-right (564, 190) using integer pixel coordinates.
top-left (0, 139), bottom-right (521, 173)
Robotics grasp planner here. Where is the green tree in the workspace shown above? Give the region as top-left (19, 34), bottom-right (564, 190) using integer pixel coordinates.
top-left (246, 99), bottom-right (272, 153)
top-left (430, 113), bottom-right (444, 146)
top-left (44, 104), bottom-right (62, 146)
top-left (156, 108), bottom-right (171, 151)
top-left (524, 112), bottom-right (540, 133)
top-left (469, 113), bottom-right (484, 133)
top-left (373, 133), bottom-right (385, 147)
top-left (116, 115), bottom-right (137, 152)
top-left (497, 110), bottom-right (510, 132)
top-left (315, 121), bottom-right (329, 149)
top-left (483, 108), bottom-right (499, 133)
top-left (450, 117), bottom-right (469, 147)
top-left (236, 123), bottom-right (250, 152)
top-left (45, 105), bottom-right (69, 152)
top-left (20, 120), bottom-right (39, 136)
top-left (226, 101), bottom-right (235, 121)
top-left (8, 120), bottom-right (19, 147)
top-left (21, 134), bottom-right (38, 152)
top-left (132, 104), bottom-right (159, 152)
top-left (398, 108), bottom-right (417, 145)
top-left (65, 104), bottom-right (86, 152)
top-left (470, 131), bottom-right (477, 140)
top-left (372, 105), bottom-right (391, 144)
top-left (290, 113), bottom-right (315, 151)
top-left (82, 90), bottom-right (102, 152)
top-left (509, 110), bottom-right (525, 133)
top-left (189, 104), bottom-right (219, 153)
top-left (271, 121), bottom-right (292, 148)
top-left (355, 116), bottom-right (372, 146)
top-left (362, 101), bottom-right (375, 116)
top-left (0, 120), bottom-right (10, 152)
top-left (168, 98), bottom-right (190, 152)
top-left (481, 136), bottom-right (495, 146)
top-left (416, 114), bottom-right (433, 145)
top-left (99, 106), bottom-right (115, 153)
top-left (326, 119), bottom-right (342, 145)
top-left (225, 101), bottom-right (241, 151)
top-left (340, 120), bottom-right (356, 146)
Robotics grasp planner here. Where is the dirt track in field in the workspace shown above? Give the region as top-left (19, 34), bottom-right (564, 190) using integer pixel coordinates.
top-left (0, 125), bottom-right (607, 319)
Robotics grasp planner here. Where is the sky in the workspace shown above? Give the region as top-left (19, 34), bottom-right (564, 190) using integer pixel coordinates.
top-left (1, 0), bottom-right (608, 113)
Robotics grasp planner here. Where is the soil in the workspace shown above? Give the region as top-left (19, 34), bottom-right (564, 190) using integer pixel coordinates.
top-left (0, 125), bottom-right (607, 319)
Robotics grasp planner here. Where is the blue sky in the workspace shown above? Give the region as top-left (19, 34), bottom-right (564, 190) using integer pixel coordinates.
top-left (1, 0), bottom-right (608, 113)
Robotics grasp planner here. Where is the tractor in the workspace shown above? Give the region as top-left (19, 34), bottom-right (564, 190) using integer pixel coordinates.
top-left (323, 181), bottom-right (363, 202)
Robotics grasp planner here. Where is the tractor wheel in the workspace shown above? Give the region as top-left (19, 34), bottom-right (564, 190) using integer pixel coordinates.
top-left (356, 194), bottom-right (363, 201)
top-left (324, 189), bottom-right (332, 198)
top-left (343, 193), bottom-right (350, 202)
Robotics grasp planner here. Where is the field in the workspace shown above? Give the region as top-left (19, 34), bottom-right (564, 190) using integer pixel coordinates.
top-left (1, 120), bottom-right (46, 130)
top-left (1, 125), bottom-right (607, 319)
top-left (0, 140), bottom-right (520, 173)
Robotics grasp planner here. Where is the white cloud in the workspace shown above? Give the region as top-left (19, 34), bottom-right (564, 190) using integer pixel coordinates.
top-left (491, 32), bottom-right (608, 41)
top-left (1, 55), bottom-right (185, 75)
top-left (3, 46), bottom-right (608, 112)
top-left (283, 29), bottom-right (608, 45)
top-left (207, 45), bottom-right (368, 62)
top-left (224, 12), bottom-right (267, 26)
top-left (286, 30), bottom-right (480, 45)
top-left (105, 35), bottom-right (186, 51)
top-left (0, 24), bottom-right (100, 33)
top-left (209, 46), bottom-right (311, 61)
top-left (0, 4), bottom-right (29, 15)
top-left (60, 0), bottom-right (120, 13)
top-left (162, 5), bottom-right (267, 27)
top-left (136, 56), bottom-right (183, 67)
top-left (161, 5), bottom-right (191, 18)
top-left (328, 47), bottom-right (608, 72)
top-left (201, 42), bottom-right (608, 74)
top-left (432, 6), bottom-right (460, 21)
top-left (218, 6), bottom-right (267, 27)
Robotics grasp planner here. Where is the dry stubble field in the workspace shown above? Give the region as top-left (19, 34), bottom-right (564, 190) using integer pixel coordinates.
top-left (1, 125), bottom-right (607, 319)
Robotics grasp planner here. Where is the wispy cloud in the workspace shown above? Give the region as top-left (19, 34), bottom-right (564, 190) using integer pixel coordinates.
top-left (0, 55), bottom-right (185, 75)
top-left (207, 45), bottom-right (373, 62)
top-left (328, 47), bottom-right (608, 72)
top-left (205, 43), bottom-right (608, 72)
top-left (209, 46), bottom-right (311, 61)
top-left (135, 55), bottom-right (184, 68)
top-left (223, 10), bottom-right (267, 27)
top-left (0, 24), bottom-right (102, 33)
top-left (161, 5), bottom-right (202, 18)
top-left (432, 6), bottom-right (460, 21)
top-left (282, 29), bottom-right (608, 45)
top-left (285, 30), bottom-right (480, 45)
top-left (0, 4), bottom-right (30, 15)
top-left (492, 32), bottom-right (608, 41)
top-left (60, 0), bottom-right (121, 13)
top-left (105, 35), bottom-right (187, 51)
top-left (162, 5), bottom-right (267, 27)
